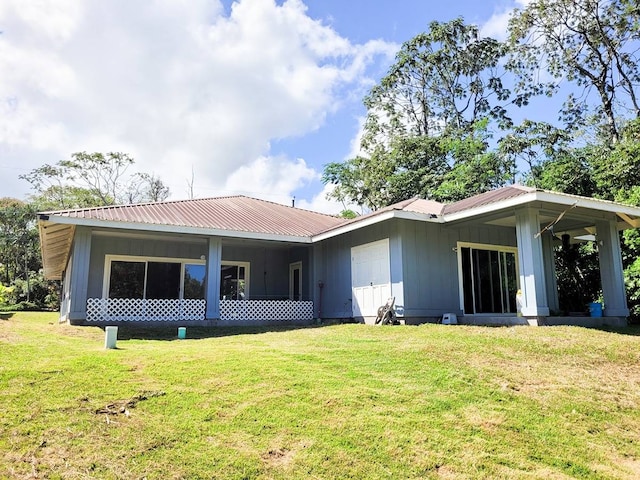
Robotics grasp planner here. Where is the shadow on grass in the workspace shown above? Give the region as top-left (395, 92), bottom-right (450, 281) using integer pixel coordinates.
top-left (101, 322), bottom-right (336, 341)
top-left (594, 324), bottom-right (640, 337)
top-left (0, 312), bottom-right (14, 320)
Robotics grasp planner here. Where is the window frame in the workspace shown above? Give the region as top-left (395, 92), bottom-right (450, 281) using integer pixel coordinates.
top-left (220, 261), bottom-right (250, 300)
top-left (102, 255), bottom-right (206, 300)
top-left (456, 242), bottom-right (520, 316)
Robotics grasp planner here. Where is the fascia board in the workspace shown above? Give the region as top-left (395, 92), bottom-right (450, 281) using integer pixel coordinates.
top-left (443, 191), bottom-right (640, 223)
top-left (312, 210), bottom-right (442, 242)
top-left (41, 216), bottom-right (312, 244)
top-left (535, 191), bottom-right (640, 217)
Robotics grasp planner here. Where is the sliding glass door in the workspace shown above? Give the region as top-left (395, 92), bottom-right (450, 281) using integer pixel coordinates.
top-left (459, 244), bottom-right (519, 315)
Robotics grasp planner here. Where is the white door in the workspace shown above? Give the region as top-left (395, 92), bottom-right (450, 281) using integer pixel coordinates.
top-left (351, 239), bottom-right (391, 317)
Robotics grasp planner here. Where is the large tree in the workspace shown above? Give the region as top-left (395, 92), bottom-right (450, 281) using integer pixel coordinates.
top-left (20, 152), bottom-right (170, 210)
top-left (323, 19), bottom-right (516, 210)
top-left (508, 0), bottom-right (640, 143)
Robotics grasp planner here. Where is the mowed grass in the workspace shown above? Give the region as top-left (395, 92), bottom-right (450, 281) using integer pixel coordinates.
top-left (1, 313), bottom-right (640, 479)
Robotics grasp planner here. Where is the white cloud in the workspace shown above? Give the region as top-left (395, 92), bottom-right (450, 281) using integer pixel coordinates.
top-left (480, 0), bottom-right (532, 40)
top-left (296, 182), bottom-right (360, 216)
top-left (0, 0), bottom-right (395, 201)
top-left (220, 155), bottom-right (317, 204)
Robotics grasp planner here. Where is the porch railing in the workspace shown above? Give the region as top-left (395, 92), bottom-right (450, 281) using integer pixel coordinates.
top-left (219, 299), bottom-right (314, 321)
top-left (86, 298), bottom-right (206, 322)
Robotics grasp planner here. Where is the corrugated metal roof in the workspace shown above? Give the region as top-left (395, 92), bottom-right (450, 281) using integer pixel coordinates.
top-left (42, 196), bottom-right (346, 237)
top-left (443, 185), bottom-right (536, 215)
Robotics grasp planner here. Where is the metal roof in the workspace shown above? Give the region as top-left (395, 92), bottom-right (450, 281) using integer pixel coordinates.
top-left (443, 185), bottom-right (536, 215)
top-left (38, 186), bottom-right (640, 280)
top-left (41, 196), bottom-right (345, 237)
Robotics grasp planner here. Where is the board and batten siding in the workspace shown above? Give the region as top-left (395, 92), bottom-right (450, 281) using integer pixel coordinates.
top-left (88, 233), bottom-right (311, 302)
top-left (87, 233), bottom-right (208, 299)
top-left (315, 220), bottom-right (404, 320)
top-left (398, 220), bottom-right (518, 322)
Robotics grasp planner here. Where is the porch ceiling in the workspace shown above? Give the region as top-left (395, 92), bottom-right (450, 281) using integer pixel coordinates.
top-left (465, 200), bottom-right (640, 244)
top-left (39, 221), bottom-right (75, 280)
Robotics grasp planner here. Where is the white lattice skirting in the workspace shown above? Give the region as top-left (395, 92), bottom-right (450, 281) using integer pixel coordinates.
top-left (86, 298), bottom-right (206, 322)
top-left (219, 300), bottom-right (314, 321)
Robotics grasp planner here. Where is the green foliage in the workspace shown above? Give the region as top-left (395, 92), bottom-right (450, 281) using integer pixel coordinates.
top-left (0, 198), bottom-right (38, 286)
top-left (324, 19), bottom-right (515, 210)
top-left (362, 17), bottom-right (511, 146)
top-left (0, 284), bottom-right (14, 306)
top-left (507, 0), bottom-right (640, 142)
top-left (20, 151), bottom-right (171, 210)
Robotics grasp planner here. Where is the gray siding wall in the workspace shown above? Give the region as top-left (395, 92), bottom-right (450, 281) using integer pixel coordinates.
top-left (316, 220), bottom-right (403, 319)
top-left (88, 233), bottom-right (311, 301)
top-left (316, 218), bottom-right (518, 321)
top-left (88, 234), bottom-right (208, 298)
top-left (399, 220), bottom-right (517, 318)
top-left (222, 245), bottom-right (311, 300)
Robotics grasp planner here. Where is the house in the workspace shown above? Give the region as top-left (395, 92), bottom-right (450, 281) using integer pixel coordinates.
top-left (38, 185), bottom-right (640, 328)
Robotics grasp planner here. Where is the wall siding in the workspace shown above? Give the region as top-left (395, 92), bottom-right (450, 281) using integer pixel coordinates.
top-left (89, 233), bottom-right (310, 302)
top-left (317, 221), bottom-right (400, 319)
top-left (88, 234), bottom-right (208, 298)
top-left (399, 220), bottom-right (517, 319)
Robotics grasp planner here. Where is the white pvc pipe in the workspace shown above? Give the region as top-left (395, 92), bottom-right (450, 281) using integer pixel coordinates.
top-left (104, 326), bottom-right (118, 349)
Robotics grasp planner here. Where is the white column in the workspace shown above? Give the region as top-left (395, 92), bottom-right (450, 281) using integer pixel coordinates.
top-left (68, 226), bottom-right (91, 322)
top-left (595, 218), bottom-right (629, 317)
top-left (205, 237), bottom-right (222, 320)
top-left (515, 208), bottom-right (550, 317)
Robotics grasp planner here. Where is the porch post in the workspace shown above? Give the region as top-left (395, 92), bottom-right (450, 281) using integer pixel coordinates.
top-left (312, 243), bottom-right (323, 319)
top-left (205, 237), bottom-right (222, 320)
top-left (515, 208), bottom-right (550, 318)
top-left (595, 218), bottom-right (629, 317)
top-left (68, 226), bottom-right (92, 323)
top-left (541, 233), bottom-right (559, 313)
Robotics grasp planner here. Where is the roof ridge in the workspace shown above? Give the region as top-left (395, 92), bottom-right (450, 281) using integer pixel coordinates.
top-left (38, 195), bottom-right (244, 215)
top-left (38, 194), bottom-right (341, 219)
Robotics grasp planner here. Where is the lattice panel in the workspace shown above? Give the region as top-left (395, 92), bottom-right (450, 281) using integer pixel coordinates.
top-left (219, 300), bottom-right (313, 321)
top-left (86, 298), bottom-right (206, 322)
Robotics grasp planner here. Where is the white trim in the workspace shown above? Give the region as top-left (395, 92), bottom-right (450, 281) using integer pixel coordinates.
top-left (312, 210), bottom-right (441, 242)
top-left (220, 261), bottom-right (250, 300)
top-left (103, 254), bottom-right (206, 300)
top-left (445, 191), bottom-right (640, 223)
top-left (289, 261), bottom-right (302, 300)
top-left (456, 242), bottom-right (520, 315)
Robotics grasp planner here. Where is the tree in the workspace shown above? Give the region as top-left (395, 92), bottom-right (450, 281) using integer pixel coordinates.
top-left (20, 152), bottom-right (170, 210)
top-left (508, 0), bottom-right (640, 143)
top-left (324, 19), bottom-right (515, 210)
top-left (0, 198), bottom-right (37, 286)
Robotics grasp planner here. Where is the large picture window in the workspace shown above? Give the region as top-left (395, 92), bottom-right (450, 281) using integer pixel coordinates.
top-left (104, 256), bottom-right (205, 300)
top-left (458, 243), bottom-right (519, 315)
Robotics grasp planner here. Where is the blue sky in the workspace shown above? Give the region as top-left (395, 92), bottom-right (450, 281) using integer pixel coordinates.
top-left (0, 0), bottom-right (527, 213)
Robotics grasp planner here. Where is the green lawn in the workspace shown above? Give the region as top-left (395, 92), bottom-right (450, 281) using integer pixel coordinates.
top-left (1, 312), bottom-right (640, 479)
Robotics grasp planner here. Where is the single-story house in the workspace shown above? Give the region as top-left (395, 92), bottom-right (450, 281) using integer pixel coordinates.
top-left (38, 185), bottom-right (640, 328)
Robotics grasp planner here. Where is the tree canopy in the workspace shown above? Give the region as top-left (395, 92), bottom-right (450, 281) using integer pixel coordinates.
top-left (20, 152), bottom-right (170, 210)
top-left (322, 3), bottom-right (640, 319)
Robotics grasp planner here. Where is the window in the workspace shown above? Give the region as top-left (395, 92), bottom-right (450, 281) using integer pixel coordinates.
top-left (183, 264), bottom-right (206, 299)
top-left (458, 243), bottom-right (519, 315)
top-left (220, 262), bottom-right (249, 300)
top-left (104, 256), bottom-right (205, 300)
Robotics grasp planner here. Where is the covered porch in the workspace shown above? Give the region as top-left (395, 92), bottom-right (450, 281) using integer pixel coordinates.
top-left (53, 227), bottom-right (316, 325)
top-left (445, 190), bottom-right (640, 326)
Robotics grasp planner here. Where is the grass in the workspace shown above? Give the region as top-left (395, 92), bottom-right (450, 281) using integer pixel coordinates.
top-left (1, 313), bottom-right (640, 479)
